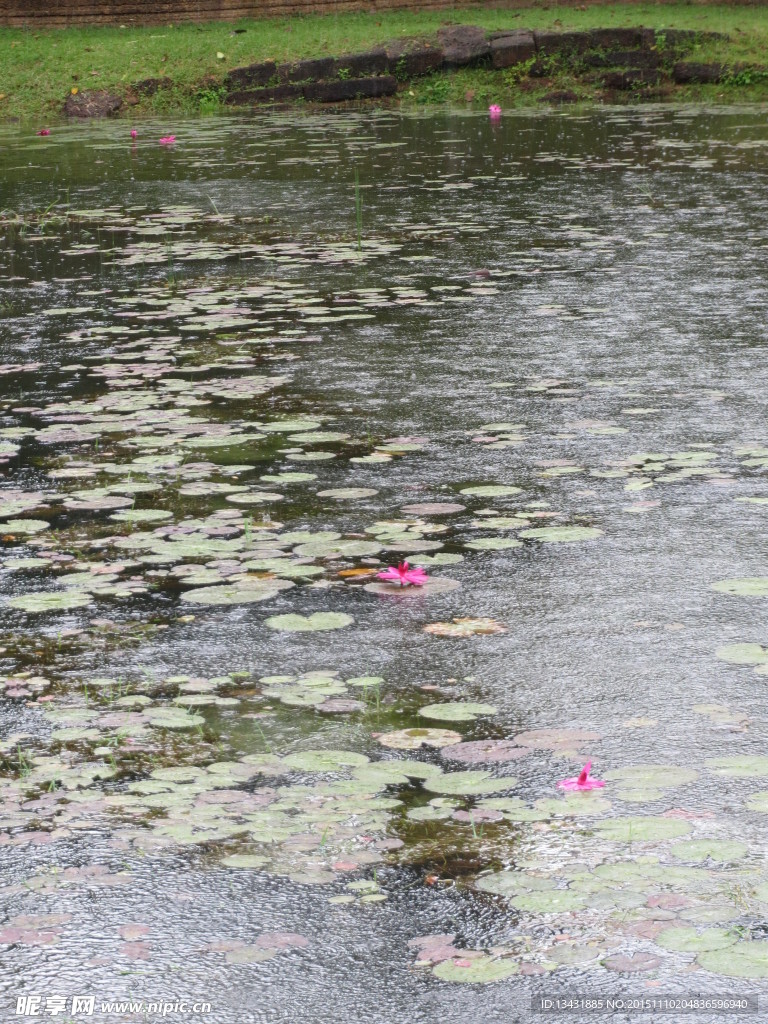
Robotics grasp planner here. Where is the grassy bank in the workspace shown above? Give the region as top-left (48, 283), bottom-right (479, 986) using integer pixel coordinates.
top-left (3, 3), bottom-right (768, 123)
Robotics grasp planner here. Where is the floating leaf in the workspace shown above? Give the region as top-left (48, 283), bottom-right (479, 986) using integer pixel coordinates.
top-left (423, 617), bottom-right (505, 638)
top-left (464, 538), bottom-right (522, 551)
top-left (711, 578), bottom-right (768, 596)
top-left (707, 756), bottom-right (768, 777)
top-left (282, 750), bottom-right (369, 772)
top-left (459, 485), bottom-right (522, 497)
top-left (518, 526), bottom-right (603, 543)
top-left (441, 740), bottom-right (528, 764)
top-left (424, 770), bottom-right (514, 796)
top-left (418, 702), bottom-right (497, 723)
top-left (670, 839), bottom-right (747, 863)
top-left (431, 956), bottom-right (519, 983)
top-left (265, 613), bottom-right (354, 632)
top-left (655, 927), bottom-right (737, 953)
top-left (8, 591), bottom-right (94, 613)
top-left (593, 816), bottom-right (692, 842)
top-left (697, 942), bottom-right (768, 978)
top-left (181, 579), bottom-right (293, 606)
top-left (377, 728), bottom-right (462, 750)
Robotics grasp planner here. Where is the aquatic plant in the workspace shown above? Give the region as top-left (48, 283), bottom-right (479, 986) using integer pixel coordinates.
top-left (375, 561), bottom-right (428, 586)
top-left (557, 761), bottom-right (605, 791)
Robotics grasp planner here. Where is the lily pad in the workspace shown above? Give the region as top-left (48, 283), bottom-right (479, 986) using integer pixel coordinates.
top-left (431, 955), bottom-right (519, 983)
top-left (377, 728), bottom-right (462, 750)
top-left (464, 538), bottom-right (522, 551)
top-left (459, 486), bottom-right (522, 497)
top-left (518, 526), bottom-right (603, 543)
top-left (511, 890), bottom-right (588, 913)
top-left (2, 519), bottom-right (50, 534)
top-left (424, 771), bottom-right (515, 796)
top-left (265, 613), bottom-right (354, 632)
top-left (423, 617), bottom-right (506, 638)
top-left (697, 942), bottom-right (768, 978)
top-left (670, 839), bottom-right (747, 862)
top-left (715, 643), bottom-right (768, 665)
top-left (441, 740), bottom-right (528, 764)
top-left (655, 927), bottom-right (737, 953)
top-left (593, 816), bottom-right (692, 842)
top-left (181, 579), bottom-right (293, 606)
top-left (7, 591), bottom-right (94, 613)
top-left (316, 488), bottom-right (379, 499)
top-left (707, 756), bottom-right (768, 777)
top-left (711, 578), bottom-right (768, 596)
top-left (418, 702), bottom-right (497, 723)
top-left (282, 750), bottom-right (369, 772)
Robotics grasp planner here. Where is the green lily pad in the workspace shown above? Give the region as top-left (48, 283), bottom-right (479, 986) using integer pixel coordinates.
top-left (8, 591), bottom-right (94, 613)
top-left (475, 871), bottom-right (556, 896)
top-left (510, 890), bottom-right (588, 913)
top-left (221, 854), bottom-right (270, 869)
top-left (376, 728), bottom-right (462, 750)
top-left (282, 750), bottom-right (369, 772)
top-left (110, 509), bottom-right (173, 523)
top-left (518, 526), bottom-right (603, 543)
top-left (459, 485), bottom-right (522, 497)
top-left (316, 488), bottom-right (379, 499)
top-left (418, 702), bottom-right (497, 723)
top-left (715, 643), bottom-right (768, 665)
top-left (464, 538), bottom-right (522, 551)
top-left (656, 927), bottom-right (737, 953)
top-left (670, 840), bottom-right (748, 863)
top-left (708, 756), bottom-right (768, 777)
top-left (2, 519), bottom-right (50, 534)
top-left (711, 578), bottom-right (768, 596)
top-left (432, 956), bottom-right (519, 983)
top-left (143, 708), bottom-right (204, 730)
top-left (535, 795), bottom-right (612, 817)
top-left (181, 579), bottom-right (294, 606)
top-left (424, 771), bottom-right (515, 796)
top-left (265, 613), bottom-right (354, 632)
top-left (592, 816), bottom-right (692, 842)
top-left (697, 942), bottom-right (768, 978)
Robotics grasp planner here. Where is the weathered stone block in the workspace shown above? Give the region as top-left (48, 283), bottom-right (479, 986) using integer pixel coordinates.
top-left (63, 90), bottom-right (122, 118)
top-left (276, 57), bottom-right (336, 83)
top-left (584, 49), bottom-right (662, 70)
top-left (534, 30), bottom-right (595, 56)
top-left (385, 44), bottom-right (444, 78)
top-left (225, 84), bottom-right (303, 105)
top-left (490, 31), bottom-right (535, 69)
top-left (672, 61), bottom-right (725, 84)
top-left (335, 49), bottom-right (389, 77)
top-left (601, 69), bottom-right (661, 89)
top-left (303, 76), bottom-right (397, 102)
top-left (539, 89), bottom-right (579, 104)
top-left (132, 76), bottom-right (173, 96)
top-left (588, 27), bottom-right (655, 50)
top-left (225, 61), bottom-right (277, 90)
top-left (436, 25), bottom-right (490, 67)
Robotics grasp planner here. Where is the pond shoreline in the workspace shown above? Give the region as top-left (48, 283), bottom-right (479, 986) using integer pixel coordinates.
top-left (4, 3), bottom-right (768, 125)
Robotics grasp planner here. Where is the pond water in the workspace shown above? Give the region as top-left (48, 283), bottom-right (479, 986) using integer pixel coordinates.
top-left (3, 106), bottom-right (768, 1022)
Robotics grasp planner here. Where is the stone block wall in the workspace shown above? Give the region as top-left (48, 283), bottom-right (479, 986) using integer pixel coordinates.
top-left (0, 0), bottom-right (490, 28)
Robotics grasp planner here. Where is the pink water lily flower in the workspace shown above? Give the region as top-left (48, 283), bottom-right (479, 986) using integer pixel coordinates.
top-left (488, 104), bottom-right (502, 119)
top-left (130, 129), bottom-right (138, 139)
top-left (159, 135), bottom-right (176, 145)
top-left (557, 760), bottom-right (605, 791)
top-left (376, 560), bottom-right (429, 587)
top-left (36, 129), bottom-right (50, 136)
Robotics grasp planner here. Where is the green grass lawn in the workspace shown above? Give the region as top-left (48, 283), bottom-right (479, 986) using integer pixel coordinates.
top-left (3, 3), bottom-right (768, 123)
